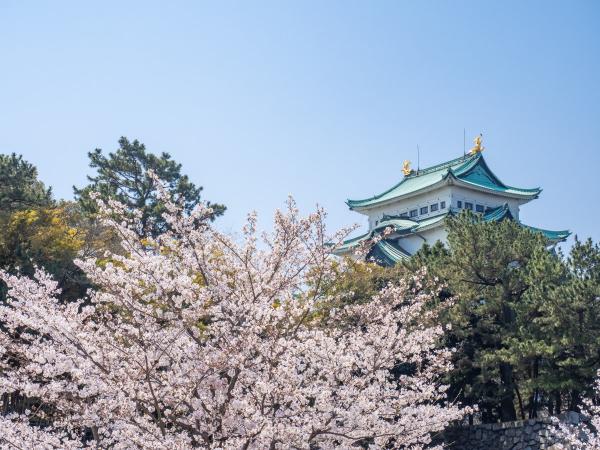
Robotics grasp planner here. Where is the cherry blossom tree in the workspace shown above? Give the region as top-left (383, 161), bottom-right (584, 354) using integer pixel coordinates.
top-left (0, 181), bottom-right (467, 449)
top-left (553, 372), bottom-right (600, 449)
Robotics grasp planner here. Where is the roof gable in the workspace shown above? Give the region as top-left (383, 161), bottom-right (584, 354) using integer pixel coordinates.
top-left (458, 159), bottom-right (504, 188)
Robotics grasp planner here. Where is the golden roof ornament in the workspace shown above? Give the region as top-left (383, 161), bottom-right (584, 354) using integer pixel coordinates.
top-left (469, 134), bottom-right (485, 155)
top-left (402, 160), bottom-right (412, 176)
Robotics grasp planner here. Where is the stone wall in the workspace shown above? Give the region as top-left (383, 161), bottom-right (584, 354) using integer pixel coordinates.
top-left (441, 413), bottom-right (582, 450)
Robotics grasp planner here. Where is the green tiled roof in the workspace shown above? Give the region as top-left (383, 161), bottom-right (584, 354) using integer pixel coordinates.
top-left (413, 212), bottom-right (448, 230)
top-left (333, 213), bottom-right (447, 255)
top-left (481, 204), bottom-right (570, 243)
top-left (334, 230), bottom-right (371, 252)
top-left (481, 204), bottom-right (513, 222)
top-left (367, 240), bottom-right (411, 267)
top-left (373, 217), bottom-right (419, 234)
top-left (346, 154), bottom-right (541, 210)
top-left (522, 225), bottom-right (571, 244)
top-left (334, 203), bottom-right (570, 262)
top-left (334, 212), bottom-right (449, 254)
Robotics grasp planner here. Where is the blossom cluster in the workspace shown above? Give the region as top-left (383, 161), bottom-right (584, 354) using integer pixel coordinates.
top-left (0, 182), bottom-right (466, 449)
top-left (553, 372), bottom-right (600, 449)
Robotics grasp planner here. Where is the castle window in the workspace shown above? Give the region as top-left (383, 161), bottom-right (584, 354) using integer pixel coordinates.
top-left (457, 201), bottom-right (462, 208)
top-left (410, 209), bottom-right (418, 218)
top-left (465, 202), bottom-right (473, 210)
top-left (420, 206), bottom-right (428, 215)
top-left (430, 203), bottom-right (439, 212)
top-left (440, 201), bottom-right (446, 209)
top-left (475, 204), bottom-right (484, 213)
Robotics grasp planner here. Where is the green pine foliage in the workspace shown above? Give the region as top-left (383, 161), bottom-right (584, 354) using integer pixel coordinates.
top-left (410, 211), bottom-right (600, 422)
top-left (74, 137), bottom-right (226, 237)
top-left (521, 238), bottom-right (600, 415)
top-left (0, 153), bottom-right (52, 212)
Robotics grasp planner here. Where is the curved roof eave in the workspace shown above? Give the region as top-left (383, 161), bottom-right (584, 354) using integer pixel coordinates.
top-left (367, 240), bottom-right (412, 266)
top-left (452, 178), bottom-right (541, 199)
top-left (521, 224), bottom-right (571, 243)
top-left (347, 177), bottom-right (454, 211)
top-left (346, 178), bottom-right (410, 210)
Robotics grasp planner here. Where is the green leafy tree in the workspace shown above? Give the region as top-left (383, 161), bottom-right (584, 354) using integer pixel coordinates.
top-left (0, 155), bottom-right (120, 302)
top-left (0, 154), bottom-right (86, 300)
top-left (0, 203), bottom-right (89, 301)
top-left (74, 137), bottom-right (226, 237)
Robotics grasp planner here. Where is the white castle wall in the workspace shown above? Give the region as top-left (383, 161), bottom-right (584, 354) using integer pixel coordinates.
top-left (365, 185), bottom-right (524, 233)
top-left (397, 227), bottom-right (448, 254)
top-left (361, 185), bottom-right (528, 255)
top-left (450, 186), bottom-right (522, 220)
top-left (366, 187), bottom-right (453, 229)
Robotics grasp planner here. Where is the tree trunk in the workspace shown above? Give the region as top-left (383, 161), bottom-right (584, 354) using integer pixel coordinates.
top-left (528, 358), bottom-right (539, 419)
top-left (515, 383), bottom-right (526, 420)
top-left (569, 389), bottom-right (581, 412)
top-left (499, 298), bottom-right (517, 422)
top-left (499, 363), bottom-right (517, 421)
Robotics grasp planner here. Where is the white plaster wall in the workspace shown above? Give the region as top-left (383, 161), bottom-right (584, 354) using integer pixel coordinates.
top-left (361, 179), bottom-right (536, 231)
top-left (397, 226), bottom-right (448, 254)
top-left (397, 234), bottom-right (426, 254)
top-left (421, 227), bottom-right (448, 246)
top-left (358, 183), bottom-right (537, 255)
top-left (366, 186), bottom-right (453, 229)
top-left (450, 186), bottom-right (523, 219)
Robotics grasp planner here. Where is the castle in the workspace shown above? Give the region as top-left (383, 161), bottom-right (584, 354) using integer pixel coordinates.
top-left (334, 137), bottom-right (569, 266)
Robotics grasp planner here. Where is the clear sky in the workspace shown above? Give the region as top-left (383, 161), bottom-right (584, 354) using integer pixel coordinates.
top-left (1, 1), bottom-right (599, 244)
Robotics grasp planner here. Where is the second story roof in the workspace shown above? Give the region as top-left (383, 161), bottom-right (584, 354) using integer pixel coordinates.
top-left (334, 203), bottom-right (570, 263)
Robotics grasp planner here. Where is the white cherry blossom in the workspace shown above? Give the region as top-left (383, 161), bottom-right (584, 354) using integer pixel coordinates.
top-left (0, 181), bottom-right (466, 449)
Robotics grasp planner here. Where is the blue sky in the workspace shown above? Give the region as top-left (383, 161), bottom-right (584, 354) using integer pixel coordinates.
top-left (1, 1), bottom-right (598, 244)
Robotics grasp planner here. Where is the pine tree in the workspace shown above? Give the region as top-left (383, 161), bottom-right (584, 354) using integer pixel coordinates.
top-left (412, 212), bottom-right (600, 422)
top-left (410, 211), bottom-right (548, 422)
top-left (0, 153), bottom-right (52, 212)
top-left (74, 137), bottom-right (226, 237)
top-left (522, 238), bottom-right (600, 415)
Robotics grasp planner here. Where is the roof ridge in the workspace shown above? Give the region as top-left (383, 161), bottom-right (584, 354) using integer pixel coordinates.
top-left (407, 153), bottom-right (477, 178)
top-left (347, 153), bottom-right (474, 207)
top-left (502, 183), bottom-right (542, 193)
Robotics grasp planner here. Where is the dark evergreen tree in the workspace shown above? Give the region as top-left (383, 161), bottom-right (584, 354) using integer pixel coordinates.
top-left (409, 211), bottom-right (548, 422)
top-left (410, 212), bottom-right (600, 423)
top-left (520, 238), bottom-right (600, 415)
top-left (74, 137), bottom-right (226, 237)
top-left (0, 153), bottom-right (52, 212)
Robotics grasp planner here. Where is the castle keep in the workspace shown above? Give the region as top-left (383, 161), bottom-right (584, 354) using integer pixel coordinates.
top-left (335, 137), bottom-right (569, 265)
